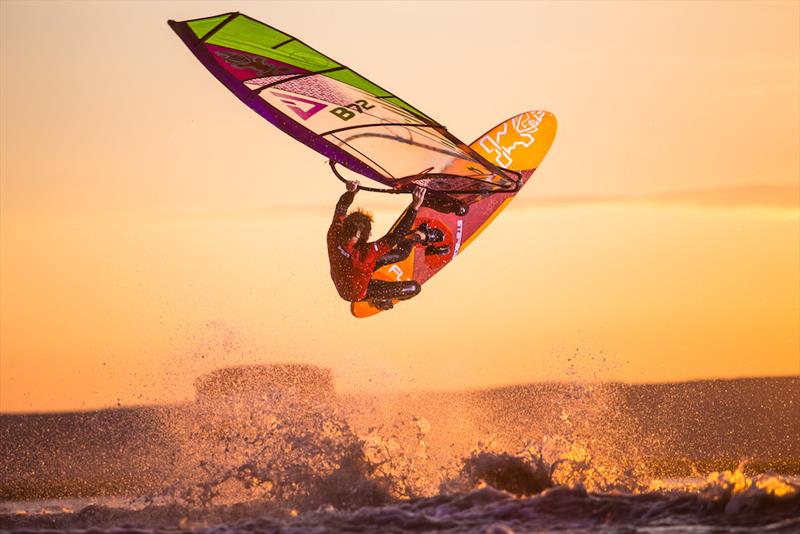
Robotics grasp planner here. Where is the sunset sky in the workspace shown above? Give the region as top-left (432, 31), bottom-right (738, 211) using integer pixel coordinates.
top-left (1, 1), bottom-right (798, 413)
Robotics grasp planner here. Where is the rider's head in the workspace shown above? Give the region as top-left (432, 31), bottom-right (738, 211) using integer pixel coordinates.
top-left (342, 209), bottom-right (373, 245)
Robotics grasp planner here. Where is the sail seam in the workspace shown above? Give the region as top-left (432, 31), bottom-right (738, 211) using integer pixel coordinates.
top-left (252, 67), bottom-right (347, 94)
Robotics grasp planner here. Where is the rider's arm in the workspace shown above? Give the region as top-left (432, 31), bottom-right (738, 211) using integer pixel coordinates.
top-left (332, 191), bottom-right (356, 223)
top-left (331, 181), bottom-right (359, 224)
top-left (373, 187), bottom-right (426, 254)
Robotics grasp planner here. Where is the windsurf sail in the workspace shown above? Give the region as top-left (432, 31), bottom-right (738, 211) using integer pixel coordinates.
top-left (168, 12), bottom-right (520, 194)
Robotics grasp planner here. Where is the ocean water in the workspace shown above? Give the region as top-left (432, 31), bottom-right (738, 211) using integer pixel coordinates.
top-left (2, 370), bottom-right (798, 533)
top-left (2, 471), bottom-right (799, 533)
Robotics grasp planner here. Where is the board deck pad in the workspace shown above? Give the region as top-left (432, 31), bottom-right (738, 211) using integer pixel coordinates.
top-left (351, 110), bottom-right (557, 317)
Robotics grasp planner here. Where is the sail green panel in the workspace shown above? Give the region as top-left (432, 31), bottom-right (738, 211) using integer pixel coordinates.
top-left (186, 15), bottom-right (232, 39)
top-left (206, 16), bottom-right (294, 56)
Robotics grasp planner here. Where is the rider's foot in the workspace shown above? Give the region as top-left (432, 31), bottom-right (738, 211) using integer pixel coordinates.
top-left (414, 223), bottom-right (444, 244)
top-left (425, 244), bottom-right (450, 256)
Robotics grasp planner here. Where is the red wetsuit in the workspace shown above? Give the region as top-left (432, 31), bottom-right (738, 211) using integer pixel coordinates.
top-left (327, 191), bottom-right (417, 302)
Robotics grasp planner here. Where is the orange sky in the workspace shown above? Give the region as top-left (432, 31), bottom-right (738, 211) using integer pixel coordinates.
top-left (1, 1), bottom-right (798, 412)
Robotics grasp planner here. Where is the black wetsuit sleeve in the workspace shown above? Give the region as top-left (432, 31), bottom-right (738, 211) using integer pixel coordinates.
top-left (332, 190), bottom-right (356, 224)
top-left (393, 207), bottom-right (417, 239)
top-left (378, 206), bottom-right (417, 249)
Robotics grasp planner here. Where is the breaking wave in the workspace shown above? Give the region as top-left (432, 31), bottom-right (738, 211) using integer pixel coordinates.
top-left (2, 366), bottom-right (798, 532)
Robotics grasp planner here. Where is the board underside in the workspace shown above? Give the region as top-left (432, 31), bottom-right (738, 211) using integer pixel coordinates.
top-left (351, 110), bottom-right (557, 318)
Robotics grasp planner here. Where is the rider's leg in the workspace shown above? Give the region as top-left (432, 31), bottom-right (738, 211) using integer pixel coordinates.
top-left (364, 279), bottom-right (421, 309)
top-left (374, 238), bottom-right (415, 271)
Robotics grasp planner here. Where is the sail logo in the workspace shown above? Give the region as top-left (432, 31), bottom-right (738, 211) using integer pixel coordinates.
top-left (214, 50), bottom-right (295, 78)
top-left (330, 99), bottom-right (376, 121)
top-left (271, 92), bottom-right (327, 121)
top-left (479, 111), bottom-right (546, 167)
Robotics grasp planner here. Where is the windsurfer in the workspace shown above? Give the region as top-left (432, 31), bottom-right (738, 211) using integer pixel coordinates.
top-left (327, 180), bottom-right (448, 310)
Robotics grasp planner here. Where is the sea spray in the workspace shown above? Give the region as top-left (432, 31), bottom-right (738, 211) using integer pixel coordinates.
top-left (148, 363), bottom-right (660, 512)
top-left (157, 365), bottom-right (395, 509)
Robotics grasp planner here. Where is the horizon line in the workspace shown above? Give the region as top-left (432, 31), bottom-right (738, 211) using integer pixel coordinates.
top-left (169, 183), bottom-right (800, 220)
